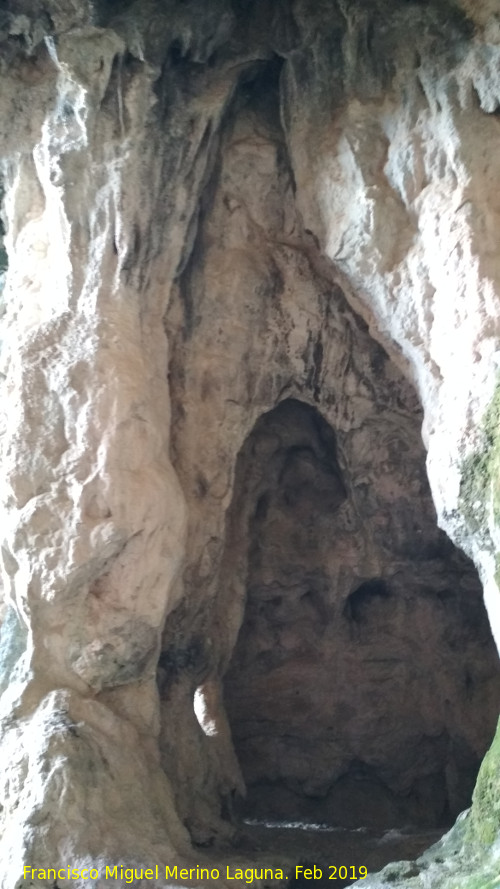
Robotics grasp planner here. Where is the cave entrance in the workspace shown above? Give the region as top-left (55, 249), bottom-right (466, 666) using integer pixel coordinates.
top-left (223, 398), bottom-right (500, 833)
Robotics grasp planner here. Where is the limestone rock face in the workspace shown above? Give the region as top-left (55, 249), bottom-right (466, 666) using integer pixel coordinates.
top-left (224, 401), bottom-right (499, 829)
top-left (0, 5), bottom-right (238, 878)
top-left (162, 86), bottom-right (499, 834)
top-left (282, 1), bottom-right (500, 614)
top-left (1, 0), bottom-right (500, 886)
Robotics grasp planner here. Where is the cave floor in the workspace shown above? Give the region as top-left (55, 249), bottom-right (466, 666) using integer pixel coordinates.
top-left (232, 819), bottom-right (444, 887)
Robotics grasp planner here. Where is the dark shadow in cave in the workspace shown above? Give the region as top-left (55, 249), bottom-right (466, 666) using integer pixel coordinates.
top-left (222, 398), bottom-right (500, 834)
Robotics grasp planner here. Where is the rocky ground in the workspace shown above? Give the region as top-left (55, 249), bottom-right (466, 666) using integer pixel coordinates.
top-left (235, 820), bottom-right (443, 888)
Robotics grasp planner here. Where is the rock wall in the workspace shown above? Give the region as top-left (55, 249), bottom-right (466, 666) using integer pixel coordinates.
top-left (163, 80), bottom-right (500, 839)
top-left (223, 401), bottom-right (499, 830)
top-left (0, 1), bottom-right (500, 887)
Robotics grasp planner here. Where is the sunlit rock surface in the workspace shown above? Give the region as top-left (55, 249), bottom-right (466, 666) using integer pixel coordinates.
top-left (1, 1), bottom-right (500, 887)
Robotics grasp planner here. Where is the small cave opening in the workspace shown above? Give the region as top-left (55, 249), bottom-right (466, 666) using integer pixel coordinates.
top-left (222, 398), bottom-right (500, 838)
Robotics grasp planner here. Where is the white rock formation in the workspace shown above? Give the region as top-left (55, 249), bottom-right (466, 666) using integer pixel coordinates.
top-left (284, 14), bottom-right (500, 629)
top-left (0, 1), bottom-right (500, 887)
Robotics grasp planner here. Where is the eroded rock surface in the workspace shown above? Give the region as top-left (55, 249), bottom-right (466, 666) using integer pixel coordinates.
top-left (224, 401), bottom-right (499, 830)
top-left (163, 68), bottom-right (500, 844)
top-left (1, 1), bottom-right (500, 887)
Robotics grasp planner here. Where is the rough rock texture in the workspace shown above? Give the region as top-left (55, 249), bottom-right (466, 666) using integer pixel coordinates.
top-left (0, 3), bottom-right (238, 880)
top-left (223, 402), bottom-right (499, 830)
top-left (1, 1), bottom-right (500, 887)
top-left (161, 75), bottom-right (500, 837)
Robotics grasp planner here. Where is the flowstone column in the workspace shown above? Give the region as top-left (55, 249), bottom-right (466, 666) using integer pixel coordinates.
top-left (0, 28), bottom-right (191, 881)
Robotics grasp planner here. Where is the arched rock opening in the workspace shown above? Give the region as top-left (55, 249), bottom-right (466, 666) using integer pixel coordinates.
top-left (160, 58), bottom-right (500, 847)
top-left (223, 398), bottom-right (500, 830)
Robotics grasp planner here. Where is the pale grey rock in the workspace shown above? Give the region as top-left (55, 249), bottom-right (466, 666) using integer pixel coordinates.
top-left (163, 86), bottom-right (500, 837)
top-left (0, 2), bottom-right (500, 887)
top-left (282, 2), bottom-right (500, 618)
top-left (0, 689), bottom-right (193, 885)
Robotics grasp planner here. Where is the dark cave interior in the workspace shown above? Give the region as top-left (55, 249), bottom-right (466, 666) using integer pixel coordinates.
top-left (223, 399), bottom-right (500, 832)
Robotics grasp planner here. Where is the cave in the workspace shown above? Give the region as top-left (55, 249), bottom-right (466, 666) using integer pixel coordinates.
top-left (223, 399), bottom-right (500, 832)
top-left (3, 1), bottom-right (500, 888)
